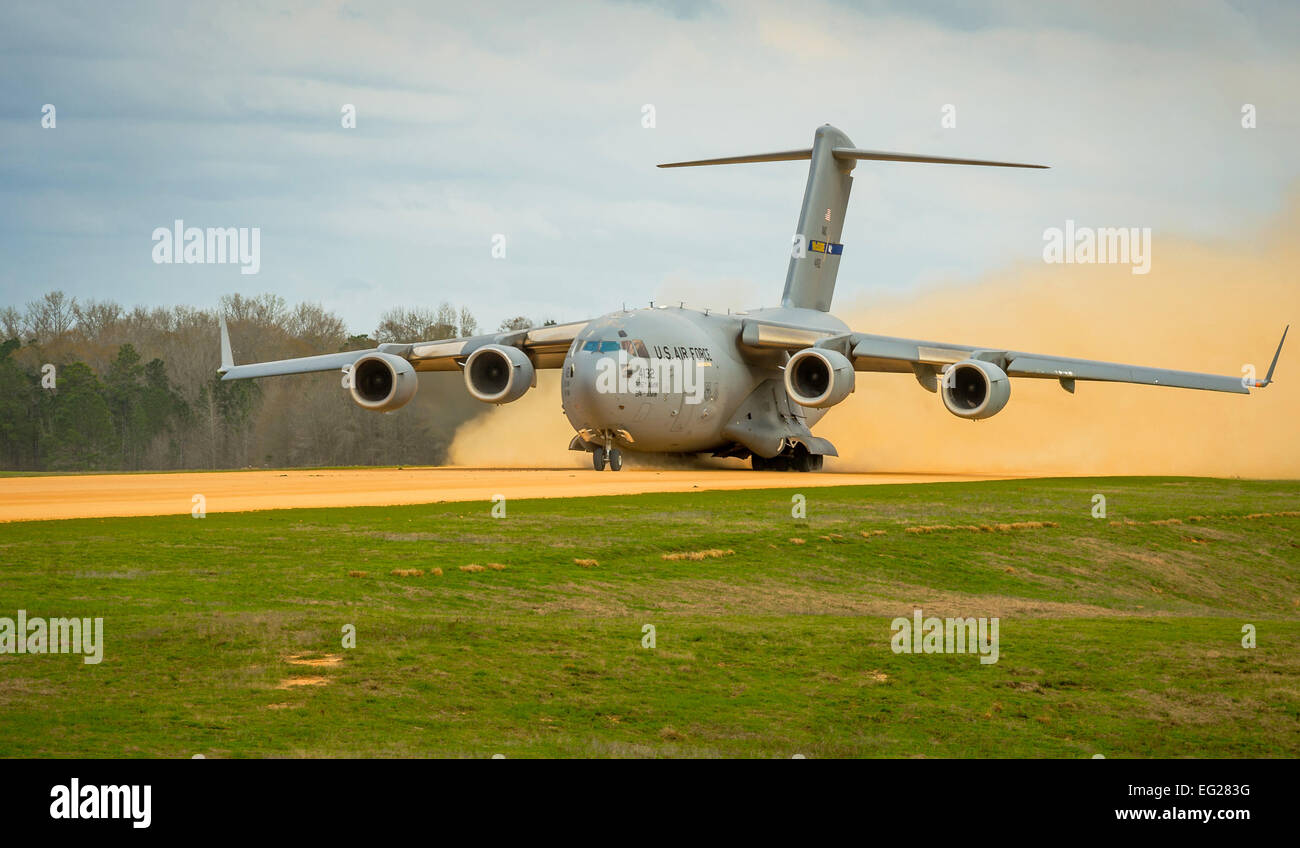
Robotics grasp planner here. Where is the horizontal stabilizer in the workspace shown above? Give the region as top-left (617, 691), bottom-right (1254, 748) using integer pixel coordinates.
top-left (831, 148), bottom-right (1048, 169)
top-left (657, 149), bottom-right (812, 168)
top-left (658, 147), bottom-right (1047, 170)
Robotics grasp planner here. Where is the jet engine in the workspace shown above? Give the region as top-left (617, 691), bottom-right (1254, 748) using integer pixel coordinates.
top-left (349, 352), bottom-right (418, 412)
top-left (464, 344), bottom-right (535, 404)
top-left (941, 359), bottom-right (1011, 419)
top-left (784, 348), bottom-right (855, 408)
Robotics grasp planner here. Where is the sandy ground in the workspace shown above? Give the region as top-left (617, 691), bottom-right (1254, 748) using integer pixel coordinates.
top-left (0, 467), bottom-right (1017, 523)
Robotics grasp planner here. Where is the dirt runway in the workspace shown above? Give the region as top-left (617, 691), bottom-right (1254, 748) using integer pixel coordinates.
top-left (0, 467), bottom-right (1016, 523)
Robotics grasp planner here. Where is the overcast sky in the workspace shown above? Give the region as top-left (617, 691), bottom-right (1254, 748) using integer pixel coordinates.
top-left (2, 0), bottom-right (1297, 336)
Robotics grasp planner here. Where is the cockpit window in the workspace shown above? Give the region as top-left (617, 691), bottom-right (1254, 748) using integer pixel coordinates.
top-left (621, 339), bottom-right (650, 358)
top-left (583, 339), bottom-right (633, 354)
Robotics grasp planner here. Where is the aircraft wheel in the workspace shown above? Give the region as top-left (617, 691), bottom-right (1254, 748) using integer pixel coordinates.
top-left (810, 453), bottom-right (824, 471)
top-left (769, 455), bottom-right (791, 472)
top-left (592, 446), bottom-right (607, 471)
top-left (608, 449), bottom-right (623, 471)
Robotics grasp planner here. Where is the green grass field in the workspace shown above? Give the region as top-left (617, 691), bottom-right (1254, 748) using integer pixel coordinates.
top-left (1, 476), bottom-right (1297, 758)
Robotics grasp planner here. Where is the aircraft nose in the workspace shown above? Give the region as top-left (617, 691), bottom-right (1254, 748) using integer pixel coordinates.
top-left (568, 350), bottom-right (604, 409)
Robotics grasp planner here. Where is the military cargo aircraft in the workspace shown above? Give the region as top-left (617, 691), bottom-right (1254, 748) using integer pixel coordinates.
top-left (219, 124), bottom-right (1287, 471)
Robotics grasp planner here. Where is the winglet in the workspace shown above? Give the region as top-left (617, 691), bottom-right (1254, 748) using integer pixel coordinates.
top-left (218, 316), bottom-right (234, 375)
top-left (1251, 324), bottom-right (1288, 388)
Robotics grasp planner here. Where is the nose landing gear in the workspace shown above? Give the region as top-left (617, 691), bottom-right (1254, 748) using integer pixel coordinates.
top-left (591, 445), bottom-right (624, 471)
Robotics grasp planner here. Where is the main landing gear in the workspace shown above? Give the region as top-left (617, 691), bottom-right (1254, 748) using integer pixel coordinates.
top-left (592, 446), bottom-right (623, 471)
top-left (751, 444), bottom-right (823, 472)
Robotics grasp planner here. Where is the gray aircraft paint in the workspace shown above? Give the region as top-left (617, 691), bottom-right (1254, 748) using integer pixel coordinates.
top-left (561, 306), bottom-right (836, 455)
top-left (216, 125), bottom-right (1286, 471)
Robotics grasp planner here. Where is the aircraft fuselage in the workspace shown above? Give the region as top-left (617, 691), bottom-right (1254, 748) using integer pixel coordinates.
top-left (561, 305), bottom-right (849, 457)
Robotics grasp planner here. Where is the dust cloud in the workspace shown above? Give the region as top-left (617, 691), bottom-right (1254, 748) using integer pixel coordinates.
top-left (447, 371), bottom-right (587, 468)
top-left (449, 196), bottom-right (1299, 478)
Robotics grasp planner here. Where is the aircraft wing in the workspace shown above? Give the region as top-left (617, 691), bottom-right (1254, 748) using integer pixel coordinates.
top-left (218, 317), bottom-right (588, 380)
top-left (739, 317), bottom-right (1287, 395)
top-left (845, 327), bottom-right (1288, 395)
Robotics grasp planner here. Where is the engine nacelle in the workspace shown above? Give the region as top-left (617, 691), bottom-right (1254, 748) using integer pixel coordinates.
top-left (785, 348), bottom-right (855, 408)
top-left (349, 352), bottom-right (417, 412)
top-left (941, 359), bottom-right (1011, 420)
top-left (464, 344), bottom-right (535, 404)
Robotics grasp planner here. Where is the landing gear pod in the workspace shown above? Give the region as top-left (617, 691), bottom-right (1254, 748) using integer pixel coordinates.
top-left (464, 344), bottom-right (535, 404)
top-left (941, 359), bottom-right (1011, 419)
top-left (784, 348), bottom-right (855, 408)
top-left (349, 352), bottom-right (417, 412)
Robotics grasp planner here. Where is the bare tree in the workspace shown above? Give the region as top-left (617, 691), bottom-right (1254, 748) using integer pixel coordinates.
top-left (434, 301), bottom-right (458, 339)
top-left (287, 302), bottom-right (347, 350)
top-left (458, 306), bottom-right (478, 338)
top-left (221, 293), bottom-right (287, 328)
top-left (75, 300), bottom-right (124, 338)
top-left (375, 307), bottom-right (437, 343)
top-left (0, 306), bottom-right (21, 340)
top-left (24, 291), bottom-right (78, 341)
top-left (498, 315), bottom-right (532, 332)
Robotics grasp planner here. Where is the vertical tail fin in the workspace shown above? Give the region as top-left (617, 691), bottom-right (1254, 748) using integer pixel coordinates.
top-left (658, 125), bottom-right (1047, 313)
top-left (783, 125), bottom-right (856, 312)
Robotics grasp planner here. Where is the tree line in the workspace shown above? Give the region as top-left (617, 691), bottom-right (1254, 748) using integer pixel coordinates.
top-left (0, 291), bottom-right (546, 472)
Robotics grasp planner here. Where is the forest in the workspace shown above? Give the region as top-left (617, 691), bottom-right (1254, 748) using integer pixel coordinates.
top-left (0, 290), bottom-right (543, 471)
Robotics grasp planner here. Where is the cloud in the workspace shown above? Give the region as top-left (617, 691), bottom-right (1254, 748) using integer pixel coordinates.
top-left (1, 0), bottom-right (1297, 341)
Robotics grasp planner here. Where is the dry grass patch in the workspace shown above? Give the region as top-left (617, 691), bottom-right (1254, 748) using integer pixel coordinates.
top-left (276, 676), bottom-right (329, 689)
top-left (574, 558), bottom-right (599, 568)
top-left (347, 570), bottom-right (367, 578)
top-left (661, 549), bottom-right (735, 562)
top-left (459, 564), bottom-right (486, 573)
top-left (369, 532), bottom-right (442, 542)
top-left (860, 529), bottom-right (887, 538)
top-left (285, 654), bottom-right (342, 667)
top-left (905, 521), bottom-right (1057, 534)
top-left (789, 538), bottom-right (805, 545)
top-left (390, 568), bottom-right (423, 577)
top-left (1118, 511), bottom-right (1299, 527)
top-left (486, 563), bottom-right (508, 571)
